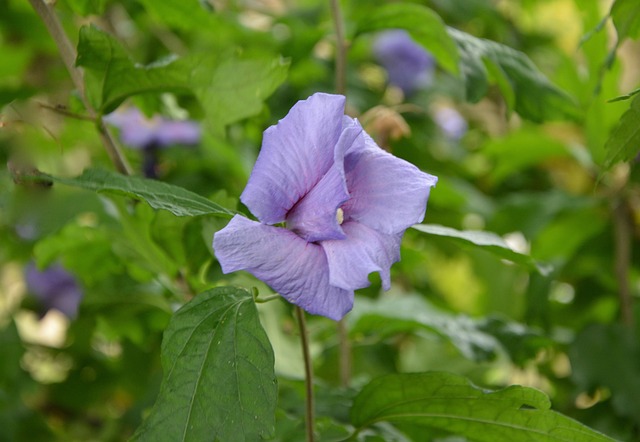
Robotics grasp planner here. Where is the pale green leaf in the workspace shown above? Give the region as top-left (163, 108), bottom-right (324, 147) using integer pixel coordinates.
top-left (611, 0), bottom-right (640, 42)
top-left (412, 224), bottom-right (550, 275)
top-left (133, 287), bottom-right (277, 441)
top-left (352, 372), bottom-right (616, 442)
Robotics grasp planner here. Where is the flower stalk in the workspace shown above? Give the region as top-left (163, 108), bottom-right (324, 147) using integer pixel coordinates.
top-left (296, 306), bottom-right (316, 442)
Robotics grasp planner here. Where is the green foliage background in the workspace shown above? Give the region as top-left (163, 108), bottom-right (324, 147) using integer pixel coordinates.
top-left (1, 0), bottom-right (639, 440)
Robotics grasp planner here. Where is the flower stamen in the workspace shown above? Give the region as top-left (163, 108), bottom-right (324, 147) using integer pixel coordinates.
top-left (336, 207), bottom-right (344, 225)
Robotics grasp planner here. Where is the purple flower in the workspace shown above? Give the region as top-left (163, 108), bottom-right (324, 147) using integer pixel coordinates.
top-left (25, 262), bottom-right (83, 319)
top-left (373, 30), bottom-right (435, 96)
top-left (104, 108), bottom-right (201, 149)
top-left (213, 93), bottom-right (437, 320)
top-left (434, 106), bottom-right (467, 141)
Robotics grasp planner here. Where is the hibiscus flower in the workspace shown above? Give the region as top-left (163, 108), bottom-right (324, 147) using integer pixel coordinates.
top-left (213, 93), bottom-right (437, 320)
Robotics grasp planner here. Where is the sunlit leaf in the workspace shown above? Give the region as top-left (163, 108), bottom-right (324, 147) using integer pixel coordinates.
top-left (604, 93), bottom-right (640, 167)
top-left (412, 224), bottom-right (550, 275)
top-left (26, 168), bottom-right (235, 218)
top-left (353, 3), bottom-right (459, 75)
top-left (132, 287), bottom-right (277, 441)
top-left (448, 28), bottom-right (582, 123)
top-left (351, 372), bottom-right (616, 442)
top-left (191, 54), bottom-right (289, 135)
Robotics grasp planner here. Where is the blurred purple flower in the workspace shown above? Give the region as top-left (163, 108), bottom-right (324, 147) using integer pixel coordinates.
top-left (25, 262), bottom-right (83, 319)
top-left (373, 30), bottom-right (435, 96)
top-left (104, 107), bottom-right (201, 178)
top-left (434, 106), bottom-right (467, 141)
top-left (213, 93), bottom-right (437, 320)
top-left (104, 108), bottom-right (200, 149)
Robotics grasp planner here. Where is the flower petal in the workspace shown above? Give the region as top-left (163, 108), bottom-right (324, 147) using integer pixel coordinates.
top-left (321, 221), bottom-right (402, 291)
top-left (213, 215), bottom-right (354, 320)
top-left (241, 93), bottom-right (347, 224)
top-left (342, 133), bottom-right (438, 234)
top-left (285, 118), bottom-right (364, 242)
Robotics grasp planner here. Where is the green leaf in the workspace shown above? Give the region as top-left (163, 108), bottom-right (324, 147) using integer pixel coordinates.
top-left (412, 224), bottom-right (550, 275)
top-left (354, 3), bottom-right (459, 75)
top-left (76, 25), bottom-right (192, 112)
top-left (448, 28), bottom-right (582, 123)
top-left (191, 54), bottom-right (289, 135)
top-left (132, 287), bottom-right (277, 441)
top-left (136, 0), bottom-right (216, 31)
top-left (351, 372), bottom-right (616, 442)
top-left (63, 0), bottom-right (107, 16)
top-left (611, 0), bottom-right (640, 42)
top-left (604, 93), bottom-right (640, 167)
top-left (27, 168), bottom-right (235, 218)
top-left (349, 294), bottom-right (501, 362)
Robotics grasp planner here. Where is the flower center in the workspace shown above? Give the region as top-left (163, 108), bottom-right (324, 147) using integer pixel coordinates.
top-left (336, 208), bottom-right (344, 225)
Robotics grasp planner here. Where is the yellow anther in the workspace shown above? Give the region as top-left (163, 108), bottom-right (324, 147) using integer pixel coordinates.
top-left (336, 208), bottom-right (344, 225)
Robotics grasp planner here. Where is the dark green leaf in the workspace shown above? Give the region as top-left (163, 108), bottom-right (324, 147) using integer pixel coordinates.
top-left (353, 3), bottom-right (459, 75)
top-left (28, 168), bottom-right (235, 218)
top-left (611, 0), bottom-right (640, 42)
top-left (412, 224), bottom-right (550, 275)
top-left (76, 25), bottom-right (191, 112)
top-left (351, 372), bottom-right (616, 442)
top-left (349, 295), bottom-right (500, 362)
top-left (604, 93), bottom-right (640, 166)
top-left (132, 287), bottom-right (277, 441)
top-left (448, 28), bottom-right (582, 122)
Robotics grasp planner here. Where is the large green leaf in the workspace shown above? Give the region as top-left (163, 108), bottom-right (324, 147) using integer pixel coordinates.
top-left (412, 224), bottom-right (550, 275)
top-left (353, 3), bottom-right (459, 75)
top-left (27, 168), bottom-right (235, 218)
top-left (448, 28), bottom-right (582, 123)
top-left (351, 372), bottom-right (616, 442)
top-left (191, 54), bottom-right (289, 135)
top-left (604, 93), bottom-right (640, 167)
top-left (76, 25), bottom-right (192, 112)
top-left (132, 287), bottom-right (277, 441)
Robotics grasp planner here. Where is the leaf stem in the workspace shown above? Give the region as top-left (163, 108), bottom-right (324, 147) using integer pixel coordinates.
top-left (330, 0), bottom-right (347, 96)
top-left (295, 306), bottom-right (315, 442)
top-left (338, 318), bottom-right (351, 387)
top-left (613, 199), bottom-right (634, 327)
top-left (27, 0), bottom-right (133, 176)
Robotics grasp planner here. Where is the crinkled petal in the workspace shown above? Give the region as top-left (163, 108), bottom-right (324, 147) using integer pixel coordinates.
top-left (342, 133), bottom-right (438, 234)
top-left (321, 221), bottom-right (402, 291)
top-left (241, 93), bottom-right (347, 224)
top-left (213, 215), bottom-right (354, 320)
top-left (285, 118), bottom-right (364, 242)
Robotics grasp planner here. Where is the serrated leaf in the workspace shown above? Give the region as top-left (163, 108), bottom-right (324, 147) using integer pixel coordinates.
top-left (354, 3), bottom-right (459, 75)
top-left (351, 372), bottom-right (616, 442)
top-left (448, 28), bottom-right (581, 123)
top-left (27, 168), bottom-right (235, 218)
top-left (604, 93), bottom-right (640, 167)
top-left (349, 295), bottom-right (500, 362)
top-left (412, 224), bottom-right (550, 275)
top-left (132, 287), bottom-right (277, 441)
top-left (191, 55), bottom-right (289, 135)
top-left (76, 25), bottom-right (191, 112)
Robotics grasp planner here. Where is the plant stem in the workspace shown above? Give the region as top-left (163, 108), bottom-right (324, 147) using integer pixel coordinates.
top-left (295, 306), bottom-right (315, 442)
top-left (338, 318), bottom-right (351, 387)
top-left (613, 199), bottom-right (634, 327)
top-left (330, 0), bottom-right (347, 96)
top-left (329, 0), bottom-right (352, 389)
top-left (27, 0), bottom-right (133, 176)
